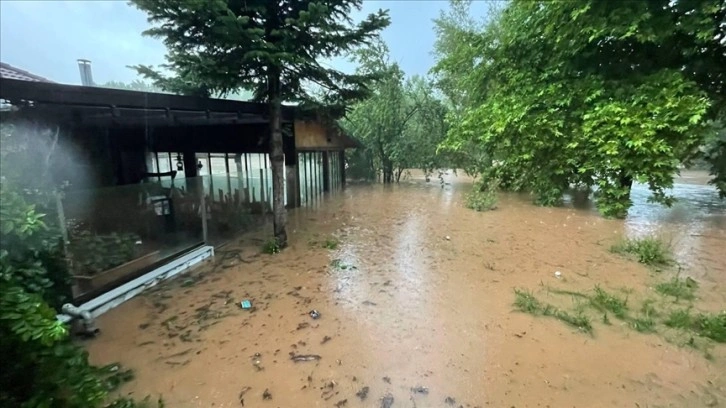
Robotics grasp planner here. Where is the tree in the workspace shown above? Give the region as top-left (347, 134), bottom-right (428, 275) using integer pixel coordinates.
top-left (342, 41), bottom-right (451, 183)
top-left (129, 0), bottom-right (390, 247)
top-left (439, 0), bottom-right (725, 217)
top-left (102, 80), bottom-right (162, 93)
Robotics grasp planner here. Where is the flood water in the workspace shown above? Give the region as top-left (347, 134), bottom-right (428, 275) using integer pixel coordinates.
top-left (86, 170), bottom-right (725, 408)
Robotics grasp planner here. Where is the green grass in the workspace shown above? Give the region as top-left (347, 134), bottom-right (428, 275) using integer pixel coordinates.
top-left (654, 276), bottom-right (698, 301)
top-left (261, 238), bottom-right (281, 254)
top-left (590, 286), bottom-right (629, 319)
top-left (694, 312), bottom-right (726, 343)
top-left (322, 238), bottom-right (339, 250)
top-left (514, 289), bottom-right (542, 313)
top-left (665, 309), bottom-right (726, 343)
top-left (610, 236), bottom-right (672, 267)
top-left (513, 289), bottom-right (593, 333)
top-left (665, 308), bottom-right (694, 329)
top-left (631, 315), bottom-right (657, 333)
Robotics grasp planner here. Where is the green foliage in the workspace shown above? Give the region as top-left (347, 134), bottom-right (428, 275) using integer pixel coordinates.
top-left (610, 236), bottom-right (673, 267)
top-left (465, 178), bottom-right (498, 212)
top-left (322, 238), bottom-right (339, 250)
top-left (68, 231), bottom-right (141, 276)
top-left (342, 40), bottom-right (451, 183)
top-left (513, 289), bottom-right (593, 333)
top-left (0, 188), bottom-right (107, 407)
top-left (435, 0), bottom-right (726, 216)
top-left (590, 286), bottom-right (628, 319)
top-left (262, 238), bottom-right (281, 255)
top-left (665, 309), bottom-right (694, 329)
top-left (655, 277), bottom-right (698, 301)
top-left (665, 309), bottom-right (726, 343)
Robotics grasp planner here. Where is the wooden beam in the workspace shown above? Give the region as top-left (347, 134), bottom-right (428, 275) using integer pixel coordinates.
top-left (0, 78), bottom-right (295, 121)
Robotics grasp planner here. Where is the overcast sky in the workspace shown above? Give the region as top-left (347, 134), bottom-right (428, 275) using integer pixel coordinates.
top-left (0, 1), bottom-right (490, 86)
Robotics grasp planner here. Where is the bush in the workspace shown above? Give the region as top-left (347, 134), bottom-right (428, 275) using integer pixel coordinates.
top-left (610, 236), bottom-right (672, 266)
top-left (465, 178), bottom-right (498, 212)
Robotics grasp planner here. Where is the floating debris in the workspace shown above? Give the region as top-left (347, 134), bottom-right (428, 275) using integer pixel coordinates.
top-left (239, 386), bottom-right (251, 406)
top-left (383, 376), bottom-right (391, 384)
top-left (290, 354), bottom-right (321, 362)
top-left (445, 396), bottom-right (456, 405)
top-left (297, 322), bottom-right (310, 330)
top-left (334, 399), bottom-right (348, 408)
top-left (262, 388), bottom-right (272, 400)
top-left (309, 309), bottom-right (321, 319)
top-left (355, 386), bottom-right (369, 401)
top-left (240, 300), bottom-right (253, 309)
top-left (411, 386), bottom-right (429, 395)
top-left (321, 335), bottom-right (332, 344)
top-left (362, 300), bottom-right (377, 306)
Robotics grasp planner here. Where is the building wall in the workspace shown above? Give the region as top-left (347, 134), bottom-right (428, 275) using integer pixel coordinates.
top-left (294, 120), bottom-right (346, 151)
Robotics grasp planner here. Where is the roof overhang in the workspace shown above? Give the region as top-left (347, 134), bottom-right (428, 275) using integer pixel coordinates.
top-left (0, 78), bottom-right (295, 128)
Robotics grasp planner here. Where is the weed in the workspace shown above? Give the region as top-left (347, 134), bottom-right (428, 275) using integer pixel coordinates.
top-left (322, 238), bottom-right (339, 250)
top-left (665, 309), bottom-right (726, 343)
top-left (513, 289), bottom-right (593, 333)
top-left (602, 313), bottom-right (611, 325)
top-left (665, 309), bottom-right (694, 329)
top-left (655, 276), bottom-right (698, 301)
top-left (465, 178), bottom-right (498, 212)
top-left (610, 236), bottom-right (672, 266)
top-left (631, 315), bottom-right (657, 333)
top-left (694, 312), bottom-right (726, 343)
top-left (262, 238), bottom-right (281, 254)
top-left (551, 309), bottom-right (593, 333)
top-left (514, 289), bottom-right (542, 313)
top-left (590, 286), bottom-right (628, 319)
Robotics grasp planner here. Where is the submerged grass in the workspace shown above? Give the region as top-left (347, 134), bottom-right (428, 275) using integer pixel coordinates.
top-left (590, 286), bottom-right (629, 319)
top-left (664, 309), bottom-right (726, 343)
top-left (655, 276), bottom-right (698, 301)
top-left (610, 236), bottom-right (672, 267)
top-left (514, 289), bottom-right (593, 333)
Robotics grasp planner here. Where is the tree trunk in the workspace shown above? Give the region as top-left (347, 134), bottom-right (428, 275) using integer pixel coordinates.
top-left (268, 71), bottom-right (287, 248)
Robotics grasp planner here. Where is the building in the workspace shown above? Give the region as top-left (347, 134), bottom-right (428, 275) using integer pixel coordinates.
top-left (0, 62), bottom-right (359, 307)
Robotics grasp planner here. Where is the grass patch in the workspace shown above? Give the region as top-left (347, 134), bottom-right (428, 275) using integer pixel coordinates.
top-left (261, 238), bottom-right (281, 254)
top-left (665, 309), bottom-right (726, 343)
top-left (630, 315), bottom-right (657, 333)
top-left (694, 312), bottom-right (726, 343)
top-left (514, 289), bottom-right (542, 313)
top-left (655, 276), bottom-right (698, 301)
top-left (465, 178), bottom-right (498, 212)
top-left (610, 236), bottom-right (672, 267)
top-left (514, 289), bottom-right (593, 333)
top-left (590, 286), bottom-right (629, 319)
top-left (322, 238), bottom-right (339, 250)
top-left (665, 308), bottom-right (694, 329)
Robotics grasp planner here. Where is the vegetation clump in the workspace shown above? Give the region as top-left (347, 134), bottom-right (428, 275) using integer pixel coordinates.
top-left (465, 178), bottom-right (498, 212)
top-left (610, 236), bottom-right (672, 267)
top-left (262, 238), bottom-right (281, 255)
top-left (513, 289), bottom-right (593, 333)
top-left (655, 277), bottom-right (698, 301)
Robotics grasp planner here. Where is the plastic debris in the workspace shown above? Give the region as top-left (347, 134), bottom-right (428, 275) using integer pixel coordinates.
top-left (240, 300), bottom-right (253, 309)
top-left (309, 309), bottom-right (321, 319)
top-left (554, 271), bottom-right (562, 279)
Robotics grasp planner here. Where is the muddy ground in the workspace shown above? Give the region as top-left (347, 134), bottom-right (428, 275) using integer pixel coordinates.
top-left (86, 171), bottom-right (726, 407)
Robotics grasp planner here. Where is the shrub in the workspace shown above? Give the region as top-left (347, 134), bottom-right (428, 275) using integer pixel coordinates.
top-left (465, 178), bottom-right (498, 212)
top-left (610, 236), bottom-right (672, 266)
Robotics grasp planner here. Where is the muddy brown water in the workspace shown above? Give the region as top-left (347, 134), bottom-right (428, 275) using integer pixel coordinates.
top-left (86, 170), bottom-right (725, 407)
